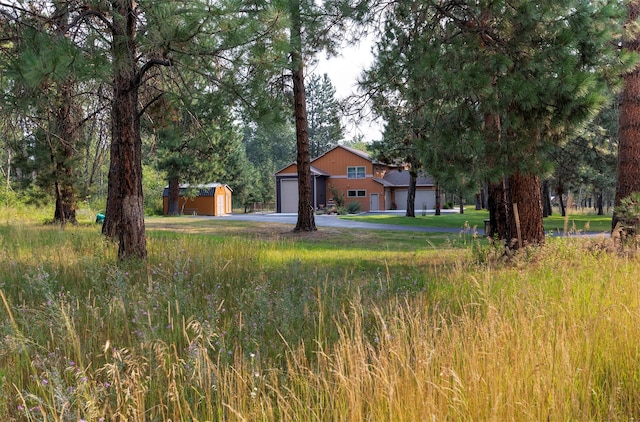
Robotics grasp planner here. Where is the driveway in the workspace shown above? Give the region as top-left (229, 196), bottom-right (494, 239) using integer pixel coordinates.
top-left (218, 212), bottom-right (473, 234)
top-left (215, 212), bottom-right (609, 238)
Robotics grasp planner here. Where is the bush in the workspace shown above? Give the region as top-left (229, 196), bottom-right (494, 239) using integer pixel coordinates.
top-left (328, 184), bottom-right (345, 208)
top-left (346, 202), bottom-right (361, 214)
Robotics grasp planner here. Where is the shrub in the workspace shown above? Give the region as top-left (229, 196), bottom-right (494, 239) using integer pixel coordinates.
top-left (328, 184), bottom-right (345, 208)
top-left (346, 201), bottom-right (361, 214)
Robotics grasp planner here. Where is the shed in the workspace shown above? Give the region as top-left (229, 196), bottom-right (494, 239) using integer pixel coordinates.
top-left (162, 183), bottom-right (232, 216)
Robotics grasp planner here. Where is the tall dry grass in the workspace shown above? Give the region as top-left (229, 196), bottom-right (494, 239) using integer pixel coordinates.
top-left (0, 219), bottom-right (639, 420)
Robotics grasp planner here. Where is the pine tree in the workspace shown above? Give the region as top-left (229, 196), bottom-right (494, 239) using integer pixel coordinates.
top-left (1, 2), bottom-right (94, 226)
top-left (614, 0), bottom-right (640, 231)
top-left (280, 0), bottom-right (366, 232)
top-left (364, 0), bottom-right (629, 248)
top-left (307, 73), bottom-right (344, 158)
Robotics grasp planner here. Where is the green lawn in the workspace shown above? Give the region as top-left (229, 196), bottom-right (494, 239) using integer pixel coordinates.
top-left (341, 208), bottom-right (613, 233)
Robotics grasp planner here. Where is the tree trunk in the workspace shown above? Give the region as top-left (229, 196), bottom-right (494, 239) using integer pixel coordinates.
top-left (596, 191), bottom-right (604, 215)
top-left (291, 0), bottom-right (316, 232)
top-left (5, 149), bottom-right (10, 194)
top-left (52, 85), bottom-right (79, 226)
top-left (508, 171), bottom-right (544, 248)
top-left (475, 191), bottom-right (482, 210)
top-left (51, 4), bottom-right (78, 226)
top-left (406, 169), bottom-right (417, 217)
top-left (434, 183), bottom-right (441, 216)
top-left (488, 178), bottom-right (510, 240)
top-left (102, 0), bottom-right (147, 259)
top-left (167, 176), bottom-right (180, 216)
top-left (484, 111), bottom-right (510, 240)
top-left (542, 179), bottom-right (552, 217)
top-left (459, 192), bottom-right (464, 214)
top-left (613, 0), bottom-right (640, 231)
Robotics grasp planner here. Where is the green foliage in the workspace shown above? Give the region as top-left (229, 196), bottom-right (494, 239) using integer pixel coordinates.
top-left (346, 201), bottom-right (361, 214)
top-left (306, 73), bottom-right (344, 157)
top-left (613, 192), bottom-right (640, 248)
top-left (142, 165), bottom-right (165, 216)
top-left (364, 0), bottom-right (630, 193)
top-left (241, 120), bottom-right (296, 207)
top-left (328, 184), bottom-right (345, 207)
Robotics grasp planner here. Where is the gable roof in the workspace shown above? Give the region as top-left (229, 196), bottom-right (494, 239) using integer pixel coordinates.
top-left (330, 145), bottom-right (373, 162)
top-left (379, 169), bottom-right (435, 187)
top-left (274, 164), bottom-right (331, 176)
top-left (162, 183), bottom-right (232, 197)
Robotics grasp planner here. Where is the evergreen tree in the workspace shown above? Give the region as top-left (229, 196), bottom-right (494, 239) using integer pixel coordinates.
top-left (242, 119), bottom-right (296, 207)
top-left (364, 0), bottom-right (630, 248)
top-left (145, 90), bottom-right (239, 216)
top-left (3, 0), bottom-right (286, 259)
top-left (614, 0), bottom-right (640, 231)
top-left (281, 0), bottom-right (367, 232)
top-left (306, 73), bottom-right (344, 158)
top-left (1, 2), bottom-right (96, 226)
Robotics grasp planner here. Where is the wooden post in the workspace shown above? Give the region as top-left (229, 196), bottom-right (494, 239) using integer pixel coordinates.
top-left (513, 203), bottom-right (522, 249)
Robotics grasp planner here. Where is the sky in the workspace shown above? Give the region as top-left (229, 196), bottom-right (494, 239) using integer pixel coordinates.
top-left (312, 39), bottom-right (384, 142)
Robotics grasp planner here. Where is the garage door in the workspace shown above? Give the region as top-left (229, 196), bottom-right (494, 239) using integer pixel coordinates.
top-left (395, 190), bottom-right (408, 210)
top-left (280, 179), bottom-right (299, 213)
top-left (395, 189), bottom-right (435, 211)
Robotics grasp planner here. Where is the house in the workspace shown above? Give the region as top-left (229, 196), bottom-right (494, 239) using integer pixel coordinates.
top-left (274, 145), bottom-right (438, 213)
top-left (162, 183), bottom-right (232, 216)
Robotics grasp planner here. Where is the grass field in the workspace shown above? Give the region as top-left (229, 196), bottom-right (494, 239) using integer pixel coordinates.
top-left (0, 207), bottom-right (638, 421)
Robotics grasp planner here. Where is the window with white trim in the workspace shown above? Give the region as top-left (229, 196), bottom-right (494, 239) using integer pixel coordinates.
top-left (347, 190), bottom-right (366, 197)
top-left (347, 166), bottom-right (366, 179)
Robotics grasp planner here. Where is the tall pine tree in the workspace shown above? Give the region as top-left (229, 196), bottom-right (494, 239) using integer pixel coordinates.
top-left (614, 0), bottom-right (640, 231)
top-left (307, 73), bottom-right (344, 158)
top-left (364, 0), bottom-right (629, 248)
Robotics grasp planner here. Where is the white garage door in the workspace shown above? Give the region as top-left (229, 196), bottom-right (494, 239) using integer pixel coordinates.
top-left (280, 179), bottom-right (299, 213)
top-left (395, 189), bottom-right (435, 211)
top-left (395, 190), bottom-right (408, 210)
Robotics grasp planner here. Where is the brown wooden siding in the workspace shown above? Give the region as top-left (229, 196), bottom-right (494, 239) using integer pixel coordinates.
top-left (162, 185), bottom-right (232, 216)
top-left (312, 149), bottom-right (373, 177)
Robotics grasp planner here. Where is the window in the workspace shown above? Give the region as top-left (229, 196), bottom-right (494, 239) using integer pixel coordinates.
top-left (347, 190), bottom-right (366, 197)
top-left (347, 166), bottom-right (366, 179)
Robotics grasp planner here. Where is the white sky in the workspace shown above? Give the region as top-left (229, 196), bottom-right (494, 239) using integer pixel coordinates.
top-left (312, 40), bottom-right (384, 142)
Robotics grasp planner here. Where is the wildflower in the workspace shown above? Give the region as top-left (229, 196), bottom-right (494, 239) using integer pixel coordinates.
top-left (17, 405), bottom-right (24, 411)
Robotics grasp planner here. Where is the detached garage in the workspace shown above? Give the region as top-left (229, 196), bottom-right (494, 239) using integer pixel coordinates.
top-left (162, 183), bottom-right (232, 216)
top-left (275, 165), bottom-right (329, 213)
top-left (382, 170), bottom-right (437, 211)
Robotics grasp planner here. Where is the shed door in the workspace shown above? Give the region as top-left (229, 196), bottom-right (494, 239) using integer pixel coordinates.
top-left (216, 194), bottom-right (225, 215)
top-left (280, 179), bottom-right (299, 213)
